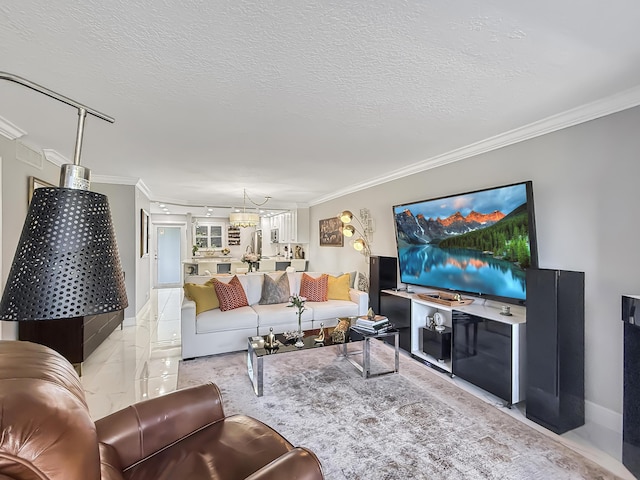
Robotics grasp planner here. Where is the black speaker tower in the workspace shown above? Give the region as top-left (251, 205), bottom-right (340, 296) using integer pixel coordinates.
top-left (369, 256), bottom-right (397, 313)
top-left (525, 268), bottom-right (585, 434)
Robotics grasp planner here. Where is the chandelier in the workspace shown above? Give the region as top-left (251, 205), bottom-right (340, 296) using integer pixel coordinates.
top-left (229, 189), bottom-right (271, 228)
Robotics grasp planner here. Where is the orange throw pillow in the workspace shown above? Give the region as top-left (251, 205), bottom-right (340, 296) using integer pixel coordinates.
top-left (212, 276), bottom-right (249, 311)
top-left (300, 273), bottom-right (328, 302)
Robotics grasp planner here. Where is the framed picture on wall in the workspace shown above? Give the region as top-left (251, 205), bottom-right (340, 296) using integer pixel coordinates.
top-left (140, 209), bottom-right (150, 257)
top-left (319, 217), bottom-right (344, 247)
top-left (28, 176), bottom-right (55, 205)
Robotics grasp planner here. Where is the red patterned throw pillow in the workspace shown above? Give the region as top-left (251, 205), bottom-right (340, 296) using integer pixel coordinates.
top-left (212, 276), bottom-right (249, 311)
top-left (300, 273), bottom-right (328, 302)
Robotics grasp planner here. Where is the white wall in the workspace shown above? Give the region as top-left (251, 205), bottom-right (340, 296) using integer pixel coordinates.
top-left (93, 182), bottom-right (137, 321)
top-left (0, 136), bottom-right (59, 339)
top-left (309, 105), bottom-right (640, 423)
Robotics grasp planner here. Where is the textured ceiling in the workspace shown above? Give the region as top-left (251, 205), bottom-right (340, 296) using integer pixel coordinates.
top-left (1, 1), bottom-right (639, 210)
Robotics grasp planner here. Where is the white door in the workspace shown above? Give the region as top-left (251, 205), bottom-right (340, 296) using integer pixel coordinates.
top-left (156, 226), bottom-right (182, 287)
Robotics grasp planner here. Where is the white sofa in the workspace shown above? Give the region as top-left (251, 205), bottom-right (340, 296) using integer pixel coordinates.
top-left (181, 272), bottom-right (369, 359)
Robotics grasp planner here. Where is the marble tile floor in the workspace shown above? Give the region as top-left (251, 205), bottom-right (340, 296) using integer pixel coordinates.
top-left (81, 287), bottom-right (633, 479)
top-left (81, 287), bottom-right (183, 420)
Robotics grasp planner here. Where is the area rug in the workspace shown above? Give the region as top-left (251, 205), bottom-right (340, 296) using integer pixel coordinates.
top-left (178, 341), bottom-right (619, 480)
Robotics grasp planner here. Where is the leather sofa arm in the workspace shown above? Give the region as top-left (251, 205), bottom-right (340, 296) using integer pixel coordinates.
top-left (99, 442), bottom-right (125, 480)
top-left (245, 447), bottom-right (324, 480)
top-left (95, 383), bottom-right (225, 470)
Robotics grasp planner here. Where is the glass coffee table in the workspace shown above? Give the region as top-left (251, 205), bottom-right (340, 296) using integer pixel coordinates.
top-left (247, 320), bottom-right (399, 397)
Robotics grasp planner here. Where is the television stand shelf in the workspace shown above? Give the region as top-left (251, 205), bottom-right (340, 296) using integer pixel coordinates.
top-left (380, 289), bottom-right (526, 406)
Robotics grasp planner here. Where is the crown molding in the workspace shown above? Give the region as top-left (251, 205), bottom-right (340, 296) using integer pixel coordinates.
top-left (0, 115), bottom-right (26, 140)
top-left (91, 174), bottom-right (153, 198)
top-left (135, 179), bottom-right (152, 199)
top-left (42, 149), bottom-right (69, 167)
top-left (310, 85), bottom-right (640, 206)
top-left (92, 174), bottom-right (139, 185)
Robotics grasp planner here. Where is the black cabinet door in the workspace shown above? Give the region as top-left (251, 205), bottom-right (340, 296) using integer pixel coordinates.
top-left (452, 310), bottom-right (512, 403)
top-left (380, 292), bottom-right (411, 352)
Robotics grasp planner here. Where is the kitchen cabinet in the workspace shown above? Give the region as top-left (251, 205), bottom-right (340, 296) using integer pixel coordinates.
top-left (269, 208), bottom-right (309, 243)
top-left (194, 222), bottom-right (225, 248)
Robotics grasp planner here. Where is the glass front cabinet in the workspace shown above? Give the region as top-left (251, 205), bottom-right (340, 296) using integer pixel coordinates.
top-left (194, 223), bottom-right (224, 249)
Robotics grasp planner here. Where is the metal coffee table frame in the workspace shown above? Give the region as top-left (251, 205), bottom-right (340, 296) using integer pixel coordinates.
top-left (342, 327), bottom-right (399, 379)
top-left (247, 325), bottom-right (400, 397)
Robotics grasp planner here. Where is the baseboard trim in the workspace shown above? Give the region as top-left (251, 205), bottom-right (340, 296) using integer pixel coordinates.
top-left (123, 316), bottom-right (136, 327)
top-left (125, 299), bottom-right (151, 328)
top-left (586, 399), bottom-right (622, 435)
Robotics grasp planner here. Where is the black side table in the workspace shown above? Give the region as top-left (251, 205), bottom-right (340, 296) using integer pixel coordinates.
top-left (421, 326), bottom-right (452, 361)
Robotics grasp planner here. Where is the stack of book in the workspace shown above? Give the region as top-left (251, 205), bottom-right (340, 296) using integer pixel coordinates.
top-left (354, 315), bottom-right (391, 334)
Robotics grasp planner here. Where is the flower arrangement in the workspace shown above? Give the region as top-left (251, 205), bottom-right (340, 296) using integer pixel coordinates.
top-left (287, 294), bottom-right (307, 347)
top-left (288, 295), bottom-right (307, 328)
top-left (241, 252), bottom-right (260, 272)
top-left (288, 294), bottom-right (306, 317)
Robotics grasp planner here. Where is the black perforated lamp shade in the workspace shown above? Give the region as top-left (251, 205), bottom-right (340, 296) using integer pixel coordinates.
top-left (0, 187), bottom-right (128, 320)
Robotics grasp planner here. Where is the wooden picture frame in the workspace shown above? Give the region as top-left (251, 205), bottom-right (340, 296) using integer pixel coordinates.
top-left (319, 217), bottom-right (344, 247)
top-left (28, 176), bottom-right (55, 205)
top-left (140, 209), bottom-right (150, 257)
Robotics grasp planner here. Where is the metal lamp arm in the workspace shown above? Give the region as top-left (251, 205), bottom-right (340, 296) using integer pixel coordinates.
top-left (0, 72), bottom-right (114, 123)
top-left (0, 71), bottom-right (114, 170)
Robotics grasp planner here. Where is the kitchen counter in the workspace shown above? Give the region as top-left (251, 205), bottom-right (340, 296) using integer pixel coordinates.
top-left (183, 257), bottom-right (307, 276)
top-left (184, 256), bottom-right (236, 263)
top-left (183, 256), bottom-right (302, 263)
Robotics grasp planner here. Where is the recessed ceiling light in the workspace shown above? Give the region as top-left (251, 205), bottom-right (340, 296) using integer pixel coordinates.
top-left (159, 204), bottom-right (165, 208)
top-left (207, 208), bottom-right (213, 212)
top-left (165, 211), bottom-right (170, 215)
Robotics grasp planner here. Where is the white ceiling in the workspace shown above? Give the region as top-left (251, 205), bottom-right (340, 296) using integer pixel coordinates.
top-left (1, 1), bottom-right (639, 210)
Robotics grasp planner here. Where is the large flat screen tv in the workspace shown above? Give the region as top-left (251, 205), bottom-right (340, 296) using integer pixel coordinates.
top-left (392, 181), bottom-right (538, 304)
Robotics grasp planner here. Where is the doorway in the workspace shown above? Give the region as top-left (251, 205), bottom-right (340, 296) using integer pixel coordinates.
top-left (155, 225), bottom-right (182, 287)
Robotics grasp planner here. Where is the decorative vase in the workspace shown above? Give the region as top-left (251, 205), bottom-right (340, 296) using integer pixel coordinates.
top-left (295, 312), bottom-right (304, 348)
top-left (247, 263), bottom-right (253, 273)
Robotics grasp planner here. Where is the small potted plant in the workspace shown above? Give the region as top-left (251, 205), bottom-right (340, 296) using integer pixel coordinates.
top-left (192, 244), bottom-right (199, 256)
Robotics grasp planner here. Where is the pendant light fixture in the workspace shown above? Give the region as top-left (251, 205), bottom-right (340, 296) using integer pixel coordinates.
top-left (0, 72), bottom-right (128, 321)
top-left (229, 189), bottom-right (271, 228)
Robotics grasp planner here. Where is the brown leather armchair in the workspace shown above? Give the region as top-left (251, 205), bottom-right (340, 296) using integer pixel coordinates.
top-left (0, 341), bottom-right (324, 480)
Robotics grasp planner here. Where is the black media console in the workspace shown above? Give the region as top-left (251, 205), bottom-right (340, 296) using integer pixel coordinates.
top-left (378, 289), bottom-right (526, 406)
top-left (452, 310), bottom-right (515, 405)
